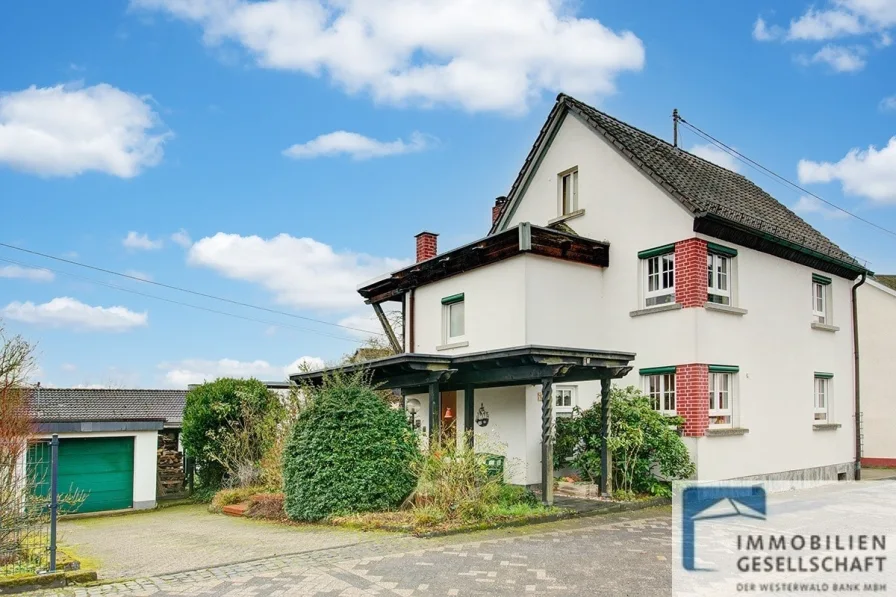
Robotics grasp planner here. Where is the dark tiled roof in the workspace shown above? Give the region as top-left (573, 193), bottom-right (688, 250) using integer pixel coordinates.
top-left (492, 94), bottom-right (859, 268)
top-left (874, 275), bottom-right (896, 291)
top-left (29, 388), bottom-right (187, 425)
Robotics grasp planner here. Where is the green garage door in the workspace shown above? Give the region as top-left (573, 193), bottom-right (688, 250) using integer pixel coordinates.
top-left (31, 437), bottom-right (135, 513)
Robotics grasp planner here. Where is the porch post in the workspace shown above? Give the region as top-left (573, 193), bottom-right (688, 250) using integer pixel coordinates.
top-left (464, 383), bottom-right (474, 449)
top-left (599, 377), bottom-right (611, 497)
top-left (541, 376), bottom-right (554, 506)
top-left (428, 381), bottom-right (441, 440)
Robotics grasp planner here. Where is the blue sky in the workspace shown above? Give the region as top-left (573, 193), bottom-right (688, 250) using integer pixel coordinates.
top-left (1, 0), bottom-right (894, 388)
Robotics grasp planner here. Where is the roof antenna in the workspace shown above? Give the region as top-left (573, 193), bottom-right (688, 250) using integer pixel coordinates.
top-left (672, 109), bottom-right (680, 147)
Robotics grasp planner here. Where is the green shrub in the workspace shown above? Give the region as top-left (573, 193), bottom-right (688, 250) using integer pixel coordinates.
top-left (283, 373), bottom-right (419, 521)
top-left (182, 378), bottom-right (284, 488)
top-left (553, 386), bottom-right (695, 496)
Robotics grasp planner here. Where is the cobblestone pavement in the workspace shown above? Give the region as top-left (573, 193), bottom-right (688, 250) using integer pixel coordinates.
top-left (44, 507), bottom-right (672, 597)
top-left (58, 505), bottom-right (375, 579)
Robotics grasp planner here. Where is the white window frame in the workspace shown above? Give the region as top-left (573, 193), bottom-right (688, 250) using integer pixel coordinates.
top-left (708, 371), bottom-right (734, 428)
top-left (558, 168), bottom-right (578, 216)
top-left (441, 294), bottom-right (465, 344)
top-left (707, 253), bottom-right (731, 305)
top-left (812, 280), bottom-right (829, 324)
top-left (643, 252), bottom-right (675, 308)
top-left (554, 386), bottom-right (576, 418)
top-left (814, 375), bottom-right (831, 422)
top-left (643, 372), bottom-right (676, 416)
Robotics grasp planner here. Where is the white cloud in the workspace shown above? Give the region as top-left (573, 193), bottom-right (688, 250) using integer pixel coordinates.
top-left (753, 17), bottom-right (783, 41)
top-left (124, 269), bottom-right (153, 281)
top-left (787, 8), bottom-right (865, 40)
top-left (880, 94), bottom-right (896, 111)
top-left (1, 297), bottom-right (148, 331)
top-left (187, 232), bottom-right (409, 310)
top-left (798, 137), bottom-right (896, 203)
top-left (0, 265), bottom-right (54, 282)
top-left (688, 144), bottom-right (741, 173)
top-left (284, 131), bottom-right (432, 160)
top-left (160, 356), bottom-right (324, 387)
top-left (61, 363), bottom-right (77, 372)
top-left (799, 44), bottom-right (867, 72)
top-left (123, 231), bottom-right (164, 250)
top-left (792, 195), bottom-right (850, 220)
top-left (170, 228), bottom-right (192, 247)
top-left (285, 356), bottom-right (326, 374)
top-left (0, 83), bottom-right (170, 177)
top-left (131, 0), bottom-right (645, 113)
top-left (337, 312), bottom-right (387, 337)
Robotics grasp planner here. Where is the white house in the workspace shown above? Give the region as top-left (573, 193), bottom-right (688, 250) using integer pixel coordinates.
top-left (293, 95), bottom-right (868, 498)
top-left (857, 277), bottom-right (896, 468)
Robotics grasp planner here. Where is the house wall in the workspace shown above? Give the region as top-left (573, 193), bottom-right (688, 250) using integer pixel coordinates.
top-left (401, 110), bottom-right (857, 484)
top-left (412, 256), bottom-right (527, 354)
top-left (403, 386), bottom-right (530, 485)
top-left (35, 430), bottom-right (159, 509)
top-left (857, 280), bottom-right (896, 466)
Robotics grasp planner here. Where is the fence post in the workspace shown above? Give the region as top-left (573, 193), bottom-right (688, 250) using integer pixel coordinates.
top-left (49, 434), bottom-right (59, 572)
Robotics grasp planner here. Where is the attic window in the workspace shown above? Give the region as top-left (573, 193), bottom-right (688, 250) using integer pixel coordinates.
top-left (558, 168), bottom-right (578, 216)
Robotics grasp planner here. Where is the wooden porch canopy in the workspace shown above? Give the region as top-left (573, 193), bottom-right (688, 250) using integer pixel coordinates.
top-left (290, 345), bottom-right (634, 505)
top-left (357, 223), bottom-right (611, 305)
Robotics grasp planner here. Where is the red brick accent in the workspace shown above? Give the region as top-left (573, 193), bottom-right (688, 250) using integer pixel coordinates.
top-left (415, 231), bottom-right (438, 263)
top-left (674, 238), bottom-right (708, 308)
top-left (862, 457), bottom-right (896, 468)
top-left (492, 196), bottom-right (507, 225)
top-left (676, 364), bottom-right (709, 437)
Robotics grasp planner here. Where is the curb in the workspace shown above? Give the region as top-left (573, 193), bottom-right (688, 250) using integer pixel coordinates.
top-left (355, 496), bottom-right (670, 538)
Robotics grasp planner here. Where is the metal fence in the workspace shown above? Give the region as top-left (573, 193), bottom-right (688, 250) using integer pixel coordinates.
top-left (0, 434), bottom-right (58, 576)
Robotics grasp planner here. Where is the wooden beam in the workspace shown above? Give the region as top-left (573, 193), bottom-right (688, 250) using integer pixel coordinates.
top-left (464, 384), bottom-right (474, 449)
top-left (541, 376), bottom-right (554, 506)
top-left (445, 363), bottom-right (573, 389)
top-left (374, 369), bottom-right (455, 391)
top-left (599, 377), bottom-right (611, 497)
top-left (371, 302), bottom-right (401, 353)
top-left (428, 381), bottom-right (441, 440)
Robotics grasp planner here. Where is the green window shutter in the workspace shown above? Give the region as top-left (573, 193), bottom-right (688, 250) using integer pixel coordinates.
top-left (441, 293), bottom-right (464, 305)
top-left (815, 372), bottom-right (834, 379)
top-left (812, 274), bottom-right (832, 285)
top-left (708, 364), bottom-right (740, 373)
top-left (707, 242), bottom-right (738, 257)
top-left (637, 244), bottom-right (675, 260)
top-left (639, 366), bottom-right (677, 376)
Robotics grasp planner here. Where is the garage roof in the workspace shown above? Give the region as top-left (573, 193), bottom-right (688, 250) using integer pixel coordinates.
top-left (30, 388), bottom-right (187, 427)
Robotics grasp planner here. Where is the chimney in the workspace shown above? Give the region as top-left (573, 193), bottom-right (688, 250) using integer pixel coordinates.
top-left (492, 196), bottom-right (507, 225)
top-left (415, 231), bottom-right (438, 262)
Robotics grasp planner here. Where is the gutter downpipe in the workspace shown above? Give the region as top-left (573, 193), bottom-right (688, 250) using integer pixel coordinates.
top-left (852, 271), bottom-right (867, 480)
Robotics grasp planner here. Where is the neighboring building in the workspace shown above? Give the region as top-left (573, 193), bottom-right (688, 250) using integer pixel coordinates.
top-left (857, 278), bottom-right (896, 468)
top-left (295, 94), bottom-right (868, 493)
top-left (29, 387), bottom-right (186, 513)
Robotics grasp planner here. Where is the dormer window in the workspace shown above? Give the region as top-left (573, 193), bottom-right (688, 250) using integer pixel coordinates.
top-left (558, 167), bottom-right (578, 216)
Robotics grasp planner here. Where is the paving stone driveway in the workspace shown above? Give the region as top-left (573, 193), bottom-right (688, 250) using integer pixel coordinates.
top-left (45, 507), bottom-right (672, 597)
top-left (58, 505), bottom-right (377, 579)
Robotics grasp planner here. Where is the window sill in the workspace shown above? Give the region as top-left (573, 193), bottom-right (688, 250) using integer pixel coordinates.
top-left (811, 322), bottom-right (840, 333)
top-left (436, 340), bottom-right (469, 351)
top-left (813, 423), bottom-right (841, 431)
top-left (629, 303), bottom-right (682, 318)
top-left (704, 302), bottom-right (748, 316)
top-left (548, 209), bottom-right (585, 225)
top-left (706, 427), bottom-right (749, 437)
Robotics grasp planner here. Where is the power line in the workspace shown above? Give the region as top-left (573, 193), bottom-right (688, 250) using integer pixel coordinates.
top-left (676, 117), bottom-right (896, 242)
top-left (0, 241), bottom-right (386, 337)
top-left (0, 256), bottom-right (365, 344)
